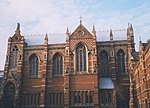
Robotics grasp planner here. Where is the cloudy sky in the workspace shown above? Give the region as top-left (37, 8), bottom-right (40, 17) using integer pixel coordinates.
top-left (0, 0), bottom-right (150, 70)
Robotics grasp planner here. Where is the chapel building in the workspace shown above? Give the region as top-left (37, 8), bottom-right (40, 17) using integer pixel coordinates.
top-left (0, 22), bottom-right (147, 108)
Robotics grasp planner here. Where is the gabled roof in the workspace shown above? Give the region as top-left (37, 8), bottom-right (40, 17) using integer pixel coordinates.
top-left (70, 24), bottom-right (93, 38)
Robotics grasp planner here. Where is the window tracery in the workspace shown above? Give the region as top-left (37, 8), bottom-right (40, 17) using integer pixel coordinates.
top-left (53, 53), bottom-right (63, 75)
top-left (117, 49), bottom-right (125, 74)
top-left (76, 44), bottom-right (86, 72)
top-left (29, 54), bottom-right (38, 76)
top-left (100, 50), bottom-right (109, 76)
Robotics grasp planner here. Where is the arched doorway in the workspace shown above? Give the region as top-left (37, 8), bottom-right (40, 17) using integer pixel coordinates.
top-left (3, 81), bottom-right (15, 108)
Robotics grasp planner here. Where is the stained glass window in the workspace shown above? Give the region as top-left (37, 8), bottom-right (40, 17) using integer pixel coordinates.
top-left (89, 91), bottom-right (93, 104)
top-left (100, 50), bottom-right (109, 76)
top-left (117, 49), bottom-right (125, 74)
top-left (23, 93), bottom-right (40, 106)
top-left (76, 44), bottom-right (86, 72)
top-left (53, 53), bottom-right (63, 75)
top-left (101, 90), bottom-right (112, 105)
top-left (47, 93), bottom-right (64, 106)
top-left (29, 54), bottom-right (38, 76)
top-left (85, 91), bottom-right (88, 104)
top-left (71, 91), bottom-right (93, 105)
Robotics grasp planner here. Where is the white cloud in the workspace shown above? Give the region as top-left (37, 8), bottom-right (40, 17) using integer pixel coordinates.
top-left (0, 0), bottom-right (150, 69)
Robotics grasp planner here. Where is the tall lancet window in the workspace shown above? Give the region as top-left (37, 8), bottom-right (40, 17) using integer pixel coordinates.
top-left (117, 49), bottom-right (125, 74)
top-left (29, 54), bottom-right (39, 76)
top-left (10, 45), bottom-right (19, 68)
top-left (76, 43), bottom-right (86, 72)
top-left (100, 50), bottom-right (109, 76)
top-left (53, 53), bottom-right (63, 75)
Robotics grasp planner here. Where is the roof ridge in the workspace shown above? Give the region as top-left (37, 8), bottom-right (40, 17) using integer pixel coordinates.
top-left (24, 33), bottom-right (66, 37)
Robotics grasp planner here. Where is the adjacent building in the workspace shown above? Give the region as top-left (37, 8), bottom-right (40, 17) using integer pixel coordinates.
top-left (129, 40), bottom-right (150, 108)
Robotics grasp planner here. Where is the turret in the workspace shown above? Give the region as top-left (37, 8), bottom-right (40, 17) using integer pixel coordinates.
top-left (127, 23), bottom-right (134, 42)
top-left (2, 23), bottom-right (25, 108)
top-left (127, 23), bottom-right (135, 51)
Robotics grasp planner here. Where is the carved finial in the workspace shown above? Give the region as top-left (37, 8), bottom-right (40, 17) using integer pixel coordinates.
top-left (110, 29), bottom-right (113, 41)
top-left (93, 25), bottom-right (95, 31)
top-left (92, 25), bottom-right (96, 36)
top-left (130, 24), bottom-right (133, 30)
top-left (44, 33), bottom-right (48, 44)
top-left (17, 23), bottom-right (20, 30)
top-left (15, 23), bottom-right (20, 34)
top-left (66, 27), bottom-right (70, 40)
top-left (139, 36), bottom-right (141, 42)
top-left (79, 16), bottom-right (83, 24)
top-left (45, 33), bottom-right (48, 40)
top-left (110, 29), bottom-right (113, 36)
top-left (66, 27), bottom-right (69, 34)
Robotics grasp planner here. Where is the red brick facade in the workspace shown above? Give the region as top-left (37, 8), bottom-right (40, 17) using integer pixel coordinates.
top-left (129, 40), bottom-right (150, 108)
top-left (0, 23), bottom-right (149, 108)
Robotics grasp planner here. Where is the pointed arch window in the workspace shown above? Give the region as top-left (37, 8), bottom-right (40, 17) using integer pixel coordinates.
top-left (10, 45), bottom-right (18, 68)
top-left (100, 50), bottom-right (109, 76)
top-left (117, 49), bottom-right (125, 74)
top-left (29, 54), bottom-right (38, 76)
top-left (53, 53), bottom-right (63, 75)
top-left (76, 44), bottom-right (86, 72)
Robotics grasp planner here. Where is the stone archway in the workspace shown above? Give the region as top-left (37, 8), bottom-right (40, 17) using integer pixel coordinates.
top-left (3, 81), bottom-right (15, 108)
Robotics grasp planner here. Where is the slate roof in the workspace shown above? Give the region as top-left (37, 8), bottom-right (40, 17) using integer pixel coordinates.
top-left (24, 30), bottom-right (127, 45)
top-left (97, 29), bottom-right (127, 41)
top-left (131, 52), bottom-right (139, 61)
top-left (24, 34), bottom-right (66, 45)
top-left (142, 43), bottom-right (148, 51)
top-left (99, 77), bottom-right (114, 89)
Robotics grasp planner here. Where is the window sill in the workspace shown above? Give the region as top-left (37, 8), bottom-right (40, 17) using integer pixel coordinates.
top-left (76, 71), bottom-right (89, 74)
top-left (75, 72), bottom-right (97, 75)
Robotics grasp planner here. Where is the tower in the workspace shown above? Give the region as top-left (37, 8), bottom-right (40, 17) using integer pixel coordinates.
top-left (2, 23), bottom-right (25, 108)
top-left (127, 23), bottom-right (135, 52)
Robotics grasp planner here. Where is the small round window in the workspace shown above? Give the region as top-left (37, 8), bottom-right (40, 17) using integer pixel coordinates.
top-left (15, 37), bottom-right (19, 41)
top-left (78, 31), bottom-right (84, 36)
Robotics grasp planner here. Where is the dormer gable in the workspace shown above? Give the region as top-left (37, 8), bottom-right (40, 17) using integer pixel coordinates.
top-left (70, 24), bottom-right (93, 39)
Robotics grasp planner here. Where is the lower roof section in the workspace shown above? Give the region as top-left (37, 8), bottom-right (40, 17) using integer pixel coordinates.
top-left (99, 77), bottom-right (114, 89)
